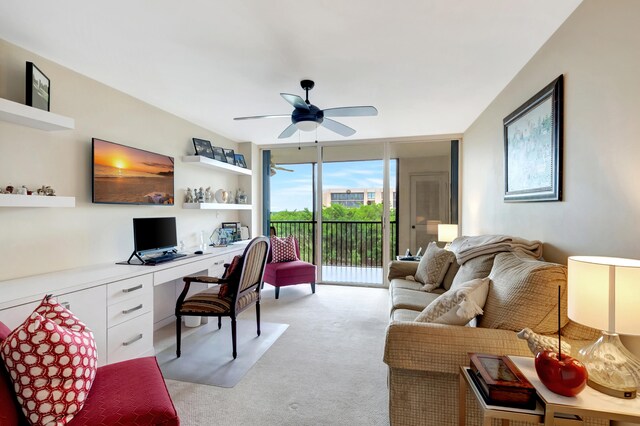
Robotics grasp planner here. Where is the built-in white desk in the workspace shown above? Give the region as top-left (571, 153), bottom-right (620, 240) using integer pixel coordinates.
top-left (0, 242), bottom-right (248, 365)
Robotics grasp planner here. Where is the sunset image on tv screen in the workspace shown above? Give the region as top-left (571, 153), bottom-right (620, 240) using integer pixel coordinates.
top-left (92, 139), bottom-right (174, 205)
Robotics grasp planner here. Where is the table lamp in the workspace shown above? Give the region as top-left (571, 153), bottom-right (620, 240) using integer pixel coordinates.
top-left (567, 256), bottom-right (640, 399)
top-left (437, 224), bottom-right (458, 249)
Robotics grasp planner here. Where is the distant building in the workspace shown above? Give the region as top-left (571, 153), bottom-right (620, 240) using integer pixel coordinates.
top-left (322, 188), bottom-right (396, 208)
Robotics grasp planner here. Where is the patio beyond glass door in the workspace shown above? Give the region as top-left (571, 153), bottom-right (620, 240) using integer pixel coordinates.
top-left (320, 144), bottom-right (396, 285)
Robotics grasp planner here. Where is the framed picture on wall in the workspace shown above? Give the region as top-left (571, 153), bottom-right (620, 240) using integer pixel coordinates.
top-left (212, 146), bottom-right (227, 162)
top-left (503, 75), bottom-right (563, 202)
top-left (234, 153), bottom-right (247, 168)
top-left (223, 148), bottom-right (236, 165)
top-left (26, 62), bottom-right (50, 111)
top-left (192, 138), bottom-right (214, 158)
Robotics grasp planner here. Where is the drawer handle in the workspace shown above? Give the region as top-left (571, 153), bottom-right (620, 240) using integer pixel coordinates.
top-left (122, 304), bottom-right (143, 315)
top-left (214, 261), bottom-right (223, 265)
top-left (122, 284), bottom-right (143, 293)
top-left (122, 334), bottom-right (143, 346)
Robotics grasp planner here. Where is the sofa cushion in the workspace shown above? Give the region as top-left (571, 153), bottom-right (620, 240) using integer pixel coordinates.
top-left (391, 309), bottom-right (421, 322)
top-left (390, 278), bottom-right (423, 292)
top-left (442, 260), bottom-right (460, 291)
top-left (414, 242), bottom-right (455, 291)
top-left (0, 297), bottom-right (98, 426)
top-left (479, 252), bottom-right (569, 334)
top-left (450, 253), bottom-right (495, 288)
top-left (391, 287), bottom-right (443, 312)
top-left (415, 278), bottom-right (490, 325)
top-left (67, 357), bottom-right (179, 426)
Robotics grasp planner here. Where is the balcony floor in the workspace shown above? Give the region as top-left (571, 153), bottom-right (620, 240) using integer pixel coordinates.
top-left (321, 265), bottom-right (383, 285)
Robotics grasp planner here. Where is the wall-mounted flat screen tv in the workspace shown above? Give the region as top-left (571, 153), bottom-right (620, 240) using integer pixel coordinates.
top-left (92, 138), bottom-right (174, 205)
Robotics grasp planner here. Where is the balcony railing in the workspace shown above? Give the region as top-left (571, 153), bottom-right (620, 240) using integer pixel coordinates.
top-left (270, 220), bottom-right (397, 274)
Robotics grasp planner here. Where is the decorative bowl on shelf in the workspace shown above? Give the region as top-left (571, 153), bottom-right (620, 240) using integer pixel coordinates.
top-left (215, 189), bottom-right (228, 203)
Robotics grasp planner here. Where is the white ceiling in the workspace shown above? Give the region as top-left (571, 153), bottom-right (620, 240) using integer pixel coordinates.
top-left (0, 0), bottom-right (581, 146)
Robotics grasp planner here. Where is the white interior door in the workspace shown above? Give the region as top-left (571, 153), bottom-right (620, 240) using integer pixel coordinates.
top-left (410, 173), bottom-right (449, 253)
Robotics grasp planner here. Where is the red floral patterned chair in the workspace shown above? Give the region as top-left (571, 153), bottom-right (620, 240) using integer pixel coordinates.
top-left (0, 321), bottom-right (179, 426)
top-left (263, 236), bottom-right (317, 299)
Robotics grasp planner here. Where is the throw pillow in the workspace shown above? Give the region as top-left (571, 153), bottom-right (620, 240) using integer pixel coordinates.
top-left (478, 252), bottom-right (569, 334)
top-left (415, 277), bottom-right (490, 325)
top-left (442, 260), bottom-right (460, 291)
top-left (450, 253), bottom-right (496, 288)
top-left (0, 296), bottom-right (98, 426)
top-left (414, 242), bottom-right (455, 291)
top-left (270, 235), bottom-right (299, 263)
top-left (218, 254), bottom-right (244, 298)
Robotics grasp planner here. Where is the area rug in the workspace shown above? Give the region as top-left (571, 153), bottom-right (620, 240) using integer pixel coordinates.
top-left (156, 319), bottom-right (288, 388)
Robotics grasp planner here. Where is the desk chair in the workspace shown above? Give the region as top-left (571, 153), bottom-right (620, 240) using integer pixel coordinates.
top-left (175, 236), bottom-right (270, 359)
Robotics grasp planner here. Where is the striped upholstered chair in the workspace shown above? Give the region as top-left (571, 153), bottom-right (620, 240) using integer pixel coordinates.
top-left (175, 236), bottom-right (270, 359)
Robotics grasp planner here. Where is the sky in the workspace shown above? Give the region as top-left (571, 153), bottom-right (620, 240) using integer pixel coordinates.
top-left (270, 160), bottom-right (397, 212)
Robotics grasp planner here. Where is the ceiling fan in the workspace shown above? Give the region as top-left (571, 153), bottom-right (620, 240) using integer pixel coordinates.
top-left (234, 79), bottom-right (378, 139)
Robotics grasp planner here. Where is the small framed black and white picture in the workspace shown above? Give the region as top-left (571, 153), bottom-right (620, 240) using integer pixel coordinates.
top-left (223, 148), bottom-right (236, 165)
top-left (212, 146), bottom-right (227, 162)
top-left (192, 138), bottom-right (214, 158)
top-left (26, 62), bottom-right (50, 111)
top-left (234, 154), bottom-right (247, 168)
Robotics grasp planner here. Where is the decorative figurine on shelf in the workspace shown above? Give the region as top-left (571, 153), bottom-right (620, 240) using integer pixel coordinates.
top-left (236, 189), bottom-right (247, 204)
top-left (17, 186), bottom-right (28, 195)
top-left (204, 187), bottom-right (213, 203)
top-left (215, 189), bottom-right (228, 203)
top-left (5, 185), bottom-right (14, 194)
top-left (227, 190), bottom-right (234, 204)
top-left (185, 187), bottom-right (194, 203)
top-left (196, 187), bottom-right (205, 203)
top-left (37, 185), bottom-right (56, 196)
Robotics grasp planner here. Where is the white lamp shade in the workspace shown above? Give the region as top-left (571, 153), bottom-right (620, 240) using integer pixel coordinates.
top-left (568, 256), bottom-right (640, 336)
top-left (437, 224), bottom-right (458, 243)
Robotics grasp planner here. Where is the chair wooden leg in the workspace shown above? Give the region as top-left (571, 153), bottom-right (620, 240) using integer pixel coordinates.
top-left (231, 317), bottom-right (237, 359)
top-left (311, 281), bottom-right (316, 294)
top-left (256, 302), bottom-right (261, 336)
top-left (275, 287), bottom-right (280, 299)
top-left (176, 316), bottom-right (182, 358)
top-left (218, 316), bottom-right (222, 329)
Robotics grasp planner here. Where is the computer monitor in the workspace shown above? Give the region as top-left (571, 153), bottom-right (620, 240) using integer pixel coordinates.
top-left (133, 217), bottom-right (177, 255)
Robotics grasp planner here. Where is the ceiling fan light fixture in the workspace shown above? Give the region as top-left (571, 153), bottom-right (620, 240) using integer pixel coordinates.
top-left (295, 120), bottom-right (318, 132)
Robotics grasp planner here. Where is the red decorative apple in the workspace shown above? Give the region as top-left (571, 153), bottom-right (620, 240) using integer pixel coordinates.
top-left (535, 350), bottom-right (588, 397)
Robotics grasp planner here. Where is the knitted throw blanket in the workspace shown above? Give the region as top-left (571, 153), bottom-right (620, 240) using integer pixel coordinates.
top-left (449, 235), bottom-right (543, 265)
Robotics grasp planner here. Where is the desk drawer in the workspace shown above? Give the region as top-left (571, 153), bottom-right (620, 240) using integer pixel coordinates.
top-left (107, 274), bottom-right (153, 305)
top-left (153, 257), bottom-right (218, 285)
top-left (107, 292), bottom-right (153, 328)
top-left (107, 312), bottom-right (153, 364)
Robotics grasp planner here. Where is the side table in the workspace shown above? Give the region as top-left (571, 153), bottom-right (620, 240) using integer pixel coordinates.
top-left (459, 365), bottom-right (544, 425)
top-left (510, 356), bottom-right (640, 425)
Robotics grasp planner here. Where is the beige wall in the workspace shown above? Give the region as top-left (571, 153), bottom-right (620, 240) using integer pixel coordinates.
top-left (462, 0), bottom-right (640, 264)
top-left (0, 39), bottom-right (251, 281)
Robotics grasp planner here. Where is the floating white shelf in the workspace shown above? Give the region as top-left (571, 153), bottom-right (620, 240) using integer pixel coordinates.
top-left (182, 203), bottom-right (252, 210)
top-left (181, 155), bottom-right (252, 176)
top-left (0, 98), bottom-right (75, 131)
top-left (0, 194), bottom-right (76, 208)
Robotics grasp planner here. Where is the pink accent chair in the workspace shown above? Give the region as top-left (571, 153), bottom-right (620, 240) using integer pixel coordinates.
top-left (263, 237), bottom-right (317, 299)
top-left (0, 321), bottom-right (179, 426)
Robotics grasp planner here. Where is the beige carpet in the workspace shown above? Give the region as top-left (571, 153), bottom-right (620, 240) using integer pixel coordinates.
top-left (165, 284), bottom-right (390, 426)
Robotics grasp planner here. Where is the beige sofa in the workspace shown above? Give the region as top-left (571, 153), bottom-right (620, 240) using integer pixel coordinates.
top-left (383, 254), bottom-right (607, 426)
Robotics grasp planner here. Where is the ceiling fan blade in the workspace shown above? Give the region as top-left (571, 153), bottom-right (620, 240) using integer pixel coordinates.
top-left (322, 106), bottom-right (378, 117)
top-left (281, 93), bottom-right (310, 110)
top-left (321, 118), bottom-right (356, 137)
top-left (234, 114), bottom-right (290, 121)
top-left (278, 123), bottom-right (298, 139)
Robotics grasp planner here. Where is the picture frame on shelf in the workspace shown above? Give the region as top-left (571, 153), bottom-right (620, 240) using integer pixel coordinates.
top-left (212, 146), bottom-right (227, 162)
top-left (26, 62), bottom-right (50, 111)
top-left (192, 138), bottom-right (214, 159)
top-left (223, 148), bottom-right (236, 165)
top-left (234, 153), bottom-right (247, 168)
top-left (503, 75), bottom-right (563, 202)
